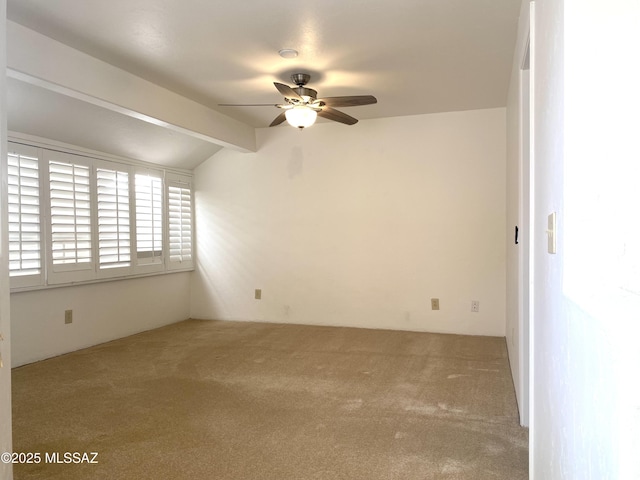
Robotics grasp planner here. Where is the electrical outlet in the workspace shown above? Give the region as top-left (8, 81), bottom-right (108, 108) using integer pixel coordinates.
top-left (254, 289), bottom-right (262, 300)
top-left (431, 298), bottom-right (440, 310)
top-left (65, 309), bottom-right (73, 324)
top-left (471, 301), bottom-right (480, 313)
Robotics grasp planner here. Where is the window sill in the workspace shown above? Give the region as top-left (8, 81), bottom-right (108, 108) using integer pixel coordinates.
top-left (9, 267), bottom-right (195, 294)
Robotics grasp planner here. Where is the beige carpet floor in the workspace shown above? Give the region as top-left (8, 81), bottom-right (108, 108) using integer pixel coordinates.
top-left (12, 319), bottom-right (528, 479)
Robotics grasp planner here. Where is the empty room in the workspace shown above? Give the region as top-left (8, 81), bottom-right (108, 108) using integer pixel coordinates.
top-left (1, 1), bottom-right (639, 479)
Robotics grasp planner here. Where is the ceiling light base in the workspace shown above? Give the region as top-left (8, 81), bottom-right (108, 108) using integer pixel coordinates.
top-left (278, 49), bottom-right (298, 59)
top-left (291, 73), bottom-right (311, 86)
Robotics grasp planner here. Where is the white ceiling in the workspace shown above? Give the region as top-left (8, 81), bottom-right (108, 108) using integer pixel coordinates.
top-left (6, 0), bottom-right (521, 169)
top-left (7, 78), bottom-right (223, 169)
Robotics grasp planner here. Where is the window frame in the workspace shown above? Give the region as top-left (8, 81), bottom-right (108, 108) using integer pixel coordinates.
top-left (95, 159), bottom-right (134, 280)
top-left (7, 142), bottom-right (45, 289)
top-left (133, 167), bottom-right (165, 275)
top-left (166, 172), bottom-right (195, 271)
top-left (45, 149), bottom-right (96, 285)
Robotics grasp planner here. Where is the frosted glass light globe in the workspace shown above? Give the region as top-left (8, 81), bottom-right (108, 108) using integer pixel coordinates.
top-left (285, 106), bottom-right (317, 129)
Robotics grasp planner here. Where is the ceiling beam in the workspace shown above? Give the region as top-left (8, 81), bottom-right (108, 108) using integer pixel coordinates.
top-left (6, 21), bottom-right (256, 153)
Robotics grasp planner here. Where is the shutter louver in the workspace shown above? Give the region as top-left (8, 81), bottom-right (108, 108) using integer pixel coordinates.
top-left (97, 168), bottom-right (131, 270)
top-left (8, 150), bottom-right (41, 277)
top-left (168, 185), bottom-right (193, 263)
top-left (135, 173), bottom-right (163, 265)
top-left (49, 160), bottom-right (92, 266)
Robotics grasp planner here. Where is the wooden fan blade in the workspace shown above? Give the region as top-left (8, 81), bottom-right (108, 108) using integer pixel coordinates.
top-left (274, 82), bottom-right (303, 101)
top-left (318, 106), bottom-right (358, 125)
top-left (269, 111), bottom-right (288, 127)
top-left (318, 95), bottom-right (377, 107)
top-left (219, 103), bottom-right (279, 107)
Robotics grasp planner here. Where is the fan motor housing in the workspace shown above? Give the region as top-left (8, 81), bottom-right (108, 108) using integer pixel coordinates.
top-left (291, 73), bottom-right (311, 86)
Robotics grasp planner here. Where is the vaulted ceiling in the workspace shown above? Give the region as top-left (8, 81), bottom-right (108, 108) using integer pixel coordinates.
top-left (6, 0), bottom-right (522, 169)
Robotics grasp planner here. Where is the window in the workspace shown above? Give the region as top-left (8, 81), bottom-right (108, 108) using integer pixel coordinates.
top-left (46, 151), bottom-right (95, 284)
top-left (97, 165), bottom-right (131, 276)
top-left (167, 174), bottom-right (194, 270)
top-left (7, 144), bottom-right (43, 288)
top-left (135, 170), bottom-right (163, 270)
top-left (49, 160), bottom-right (92, 265)
top-left (6, 140), bottom-right (194, 290)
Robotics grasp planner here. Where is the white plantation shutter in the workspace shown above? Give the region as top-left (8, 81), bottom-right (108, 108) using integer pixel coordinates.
top-left (135, 170), bottom-right (163, 269)
top-left (97, 166), bottom-right (131, 275)
top-left (47, 151), bottom-right (95, 284)
top-left (7, 138), bottom-right (195, 289)
top-left (7, 143), bottom-right (43, 287)
top-left (49, 161), bottom-right (92, 264)
top-left (167, 178), bottom-right (193, 270)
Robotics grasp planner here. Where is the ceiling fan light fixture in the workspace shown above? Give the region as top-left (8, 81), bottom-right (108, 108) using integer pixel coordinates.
top-left (220, 73), bottom-right (376, 127)
top-left (285, 106), bottom-right (317, 129)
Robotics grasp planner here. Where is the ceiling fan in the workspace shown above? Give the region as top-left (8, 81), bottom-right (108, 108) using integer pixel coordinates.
top-left (219, 73), bottom-right (377, 129)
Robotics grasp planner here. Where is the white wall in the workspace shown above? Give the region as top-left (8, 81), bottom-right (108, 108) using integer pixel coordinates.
top-left (10, 273), bottom-right (191, 366)
top-left (532, 0), bottom-right (640, 478)
top-left (192, 109), bottom-right (507, 336)
top-left (0, 0), bottom-right (14, 478)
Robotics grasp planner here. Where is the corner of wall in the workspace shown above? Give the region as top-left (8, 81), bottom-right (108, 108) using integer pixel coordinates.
top-left (0, 0), bottom-right (16, 477)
